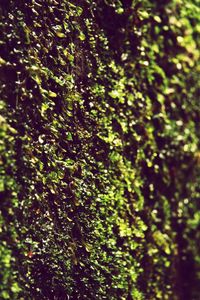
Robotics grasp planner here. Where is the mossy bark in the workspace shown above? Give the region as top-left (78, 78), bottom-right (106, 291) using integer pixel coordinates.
top-left (0, 0), bottom-right (200, 299)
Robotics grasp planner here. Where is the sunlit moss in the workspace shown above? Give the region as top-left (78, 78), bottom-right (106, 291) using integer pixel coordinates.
top-left (0, 0), bottom-right (199, 299)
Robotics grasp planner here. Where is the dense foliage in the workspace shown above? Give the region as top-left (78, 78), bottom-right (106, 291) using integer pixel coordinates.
top-left (0, 0), bottom-right (199, 299)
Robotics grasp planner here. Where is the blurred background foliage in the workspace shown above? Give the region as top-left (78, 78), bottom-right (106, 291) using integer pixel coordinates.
top-left (0, 0), bottom-right (199, 299)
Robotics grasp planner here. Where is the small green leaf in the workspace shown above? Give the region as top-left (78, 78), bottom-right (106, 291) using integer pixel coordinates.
top-left (76, 6), bottom-right (83, 16)
top-left (154, 15), bottom-right (162, 23)
top-left (1, 291), bottom-right (10, 299)
top-left (0, 57), bottom-right (6, 65)
top-left (56, 32), bottom-right (65, 38)
top-left (41, 103), bottom-right (49, 114)
top-left (109, 90), bottom-right (120, 99)
top-left (66, 132), bottom-right (73, 141)
top-left (79, 32), bottom-right (86, 41)
top-left (49, 91), bottom-right (57, 98)
top-left (11, 282), bottom-right (21, 293)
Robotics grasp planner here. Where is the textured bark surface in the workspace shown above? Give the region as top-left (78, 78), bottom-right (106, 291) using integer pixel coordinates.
top-left (0, 0), bottom-right (200, 299)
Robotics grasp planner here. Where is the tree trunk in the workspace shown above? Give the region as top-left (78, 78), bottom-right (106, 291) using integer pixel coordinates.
top-left (0, 0), bottom-right (200, 299)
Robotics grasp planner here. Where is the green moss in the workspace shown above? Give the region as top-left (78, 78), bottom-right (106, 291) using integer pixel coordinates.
top-left (0, 0), bottom-right (199, 299)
